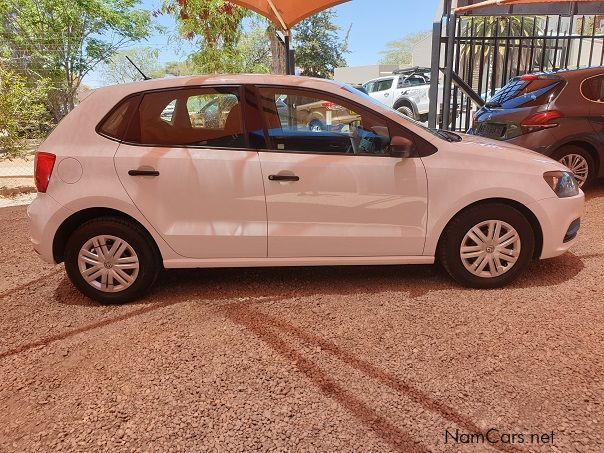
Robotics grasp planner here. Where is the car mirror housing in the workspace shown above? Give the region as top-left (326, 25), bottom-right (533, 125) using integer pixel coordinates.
top-left (390, 135), bottom-right (415, 158)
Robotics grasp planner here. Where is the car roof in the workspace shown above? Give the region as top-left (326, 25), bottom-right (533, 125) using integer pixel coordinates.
top-left (532, 66), bottom-right (604, 79)
top-left (92, 74), bottom-right (355, 98)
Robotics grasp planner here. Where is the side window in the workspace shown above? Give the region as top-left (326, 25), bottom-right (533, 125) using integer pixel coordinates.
top-left (97, 95), bottom-right (140, 141)
top-left (582, 75), bottom-right (604, 102)
top-left (258, 87), bottom-right (392, 156)
top-left (125, 87), bottom-right (246, 148)
top-left (364, 81), bottom-right (376, 93)
top-left (376, 78), bottom-right (393, 91)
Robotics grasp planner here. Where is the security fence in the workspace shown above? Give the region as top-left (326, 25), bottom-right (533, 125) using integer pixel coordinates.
top-left (430, 0), bottom-right (604, 132)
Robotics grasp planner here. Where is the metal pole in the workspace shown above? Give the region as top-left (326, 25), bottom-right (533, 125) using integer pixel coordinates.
top-left (428, 0), bottom-right (447, 129)
top-left (442, 9), bottom-right (457, 130)
top-left (284, 31), bottom-right (293, 75)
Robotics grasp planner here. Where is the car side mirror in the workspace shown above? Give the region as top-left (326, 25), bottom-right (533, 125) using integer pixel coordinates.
top-left (390, 135), bottom-right (415, 158)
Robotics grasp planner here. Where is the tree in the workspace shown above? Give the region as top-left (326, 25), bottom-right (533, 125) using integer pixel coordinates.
top-left (98, 47), bottom-right (163, 85)
top-left (0, 0), bottom-right (153, 121)
top-left (293, 10), bottom-right (349, 78)
top-left (0, 60), bottom-right (49, 159)
top-left (379, 31), bottom-right (431, 66)
top-left (161, 0), bottom-right (249, 73)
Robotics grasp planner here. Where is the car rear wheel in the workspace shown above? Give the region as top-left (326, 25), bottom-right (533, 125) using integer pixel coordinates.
top-left (439, 203), bottom-right (535, 288)
top-left (396, 105), bottom-right (416, 120)
top-left (553, 145), bottom-right (595, 188)
top-left (64, 217), bottom-right (160, 304)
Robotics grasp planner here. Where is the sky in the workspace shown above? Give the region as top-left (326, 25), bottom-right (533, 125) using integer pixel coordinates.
top-left (84, 0), bottom-right (439, 88)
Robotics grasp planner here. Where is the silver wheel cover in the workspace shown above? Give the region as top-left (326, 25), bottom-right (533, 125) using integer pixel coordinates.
top-left (559, 153), bottom-right (589, 187)
top-left (78, 235), bottom-right (140, 293)
top-left (460, 220), bottom-right (521, 278)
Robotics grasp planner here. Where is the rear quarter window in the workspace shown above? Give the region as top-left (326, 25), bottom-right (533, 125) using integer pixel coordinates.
top-left (97, 95), bottom-right (140, 141)
top-left (581, 75), bottom-right (604, 102)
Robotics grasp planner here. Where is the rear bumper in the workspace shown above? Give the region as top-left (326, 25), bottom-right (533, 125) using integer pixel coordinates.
top-left (27, 193), bottom-right (70, 265)
top-left (528, 193), bottom-right (585, 259)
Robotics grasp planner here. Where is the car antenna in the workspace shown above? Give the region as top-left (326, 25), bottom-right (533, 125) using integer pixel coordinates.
top-left (125, 55), bottom-right (151, 81)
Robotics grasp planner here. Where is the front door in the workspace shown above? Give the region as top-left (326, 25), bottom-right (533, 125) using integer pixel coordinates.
top-left (114, 86), bottom-right (267, 259)
top-left (256, 86), bottom-right (428, 258)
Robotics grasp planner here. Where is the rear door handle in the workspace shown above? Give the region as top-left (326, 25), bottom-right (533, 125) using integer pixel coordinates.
top-left (268, 174), bottom-right (299, 182)
top-left (128, 169), bottom-right (160, 176)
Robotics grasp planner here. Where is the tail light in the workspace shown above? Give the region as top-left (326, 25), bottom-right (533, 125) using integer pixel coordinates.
top-left (34, 152), bottom-right (56, 193)
top-left (520, 110), bottom-right (563, 135)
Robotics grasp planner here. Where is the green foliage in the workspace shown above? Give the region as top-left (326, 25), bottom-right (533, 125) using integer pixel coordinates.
top-left (379, 31), bottom-right (431, 66)
top-left (186, 21), bottom-right (270, 74)
top-left (0, 0), bottom-right (153, 120)
top-left (0, 61), bottom-right (50, 159)
top-left (162, 0), bottom-right (250, 73)
top-left (98, 47), bottom-right (163, 84)
top-left (293, 10), bottom-right (349, 79)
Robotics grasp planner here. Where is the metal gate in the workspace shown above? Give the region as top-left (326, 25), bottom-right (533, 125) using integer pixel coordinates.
top-left (429, 1), bottom-right (604, 131)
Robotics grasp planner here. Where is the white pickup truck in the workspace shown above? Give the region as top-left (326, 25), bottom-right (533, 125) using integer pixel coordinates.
top-left (363, 67), bottom-right (431, 121)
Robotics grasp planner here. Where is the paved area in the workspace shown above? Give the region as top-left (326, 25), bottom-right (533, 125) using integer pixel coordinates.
top-left (0, 186), bottom-right (603, 452)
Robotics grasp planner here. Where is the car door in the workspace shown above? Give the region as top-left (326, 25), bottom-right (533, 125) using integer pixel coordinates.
top-left (113, 86), bottom-right (267, 259)
top-left (372, 78), bottom-right (395, 107)
top-left (255, 86), bottom-right (428, 258)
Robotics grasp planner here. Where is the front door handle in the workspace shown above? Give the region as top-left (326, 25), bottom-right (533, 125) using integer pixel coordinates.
top-left (128, 169), bottom-right (160, 176)
top-left (268, 174), bottom-right (299, 182)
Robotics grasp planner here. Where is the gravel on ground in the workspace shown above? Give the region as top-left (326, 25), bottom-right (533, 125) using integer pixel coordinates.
top-left (0, 185), bottom-right (603, 452)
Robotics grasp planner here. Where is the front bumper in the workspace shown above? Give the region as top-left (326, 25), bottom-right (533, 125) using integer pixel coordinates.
top-left (528, 192), bottom-right (585, 259)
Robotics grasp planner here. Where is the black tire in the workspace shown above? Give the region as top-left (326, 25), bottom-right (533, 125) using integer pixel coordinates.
top-left (64, 217), bottom-right (161, 304)
top-left (439, 203), bottom-right (535, 289)
top-left (396, 105), bottom-right (416, 120)
top-left (552, 145), bottom-right (596, 189)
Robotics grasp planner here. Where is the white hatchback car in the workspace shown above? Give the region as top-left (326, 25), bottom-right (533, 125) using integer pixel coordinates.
top-left (28, 75), bottom-right (584, 303)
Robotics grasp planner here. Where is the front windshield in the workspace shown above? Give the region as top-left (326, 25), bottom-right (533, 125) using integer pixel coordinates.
top-left (340, 84), bottom-right (456, 141)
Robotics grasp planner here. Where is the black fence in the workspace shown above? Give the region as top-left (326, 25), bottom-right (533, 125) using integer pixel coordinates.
top-left (434, 13), bottom-right (604, 132)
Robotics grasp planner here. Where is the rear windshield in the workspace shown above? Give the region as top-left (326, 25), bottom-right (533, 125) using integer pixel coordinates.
top-left (486, 77), bottom-right (563, 109)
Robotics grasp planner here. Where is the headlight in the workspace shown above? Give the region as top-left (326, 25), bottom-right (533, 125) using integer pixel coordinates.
top-left (543, 171), bottom-right (579, 198)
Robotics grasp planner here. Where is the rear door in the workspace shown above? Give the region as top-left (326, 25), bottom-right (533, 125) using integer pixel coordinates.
top-left (113, 86), bottom-right (267, 259)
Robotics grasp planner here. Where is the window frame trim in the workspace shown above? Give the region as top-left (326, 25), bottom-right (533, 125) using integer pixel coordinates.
top-left (254, 84), bottom-right (421, 158)
top-left (580, 74), bottom-right (604, 104)
top-left (95, 84), bottom-right (254, 151)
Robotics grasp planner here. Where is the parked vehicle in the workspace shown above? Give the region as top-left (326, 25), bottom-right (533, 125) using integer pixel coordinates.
top-left (29, 74), bottom-right (583, 303)
top-left (469, 67), bottom-right (604, 188)
top-left (363, 67), bottom-right (431, 121)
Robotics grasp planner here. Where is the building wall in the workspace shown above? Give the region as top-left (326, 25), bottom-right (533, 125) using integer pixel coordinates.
top-left (333, 65), bottom-right (400, 84)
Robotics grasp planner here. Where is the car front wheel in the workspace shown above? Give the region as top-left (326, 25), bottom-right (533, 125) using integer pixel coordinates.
top-left (64, 217), bottom-right (160, 304)
top-left (439, 203), bottom-right (535, 288)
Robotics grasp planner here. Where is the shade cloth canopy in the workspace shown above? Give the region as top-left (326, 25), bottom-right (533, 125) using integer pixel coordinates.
top-left (456, 0), bottom-right (602, 14)
top-left (229, 0), bottom-right (351, 30)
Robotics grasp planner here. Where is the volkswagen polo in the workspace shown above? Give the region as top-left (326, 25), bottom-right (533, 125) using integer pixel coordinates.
top-left (28, 75), bottom-right (584, 303)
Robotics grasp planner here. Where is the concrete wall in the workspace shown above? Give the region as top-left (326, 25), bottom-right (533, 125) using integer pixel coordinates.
top-left (333, 65), bottom-right (400, 84)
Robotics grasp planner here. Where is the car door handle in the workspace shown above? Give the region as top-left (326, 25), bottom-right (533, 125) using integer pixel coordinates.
top-left (268, 174), bottom-right (299, 182)
top-left (384, 93), bottom-right (390, 97)
top-left (128, 169), bottom-right (160, 176)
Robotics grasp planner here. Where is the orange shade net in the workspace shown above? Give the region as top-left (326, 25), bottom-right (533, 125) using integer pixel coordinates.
top-left (456, 0), bottom-right (602, 14)
top-left (229, 0), bottom-right (351, 30)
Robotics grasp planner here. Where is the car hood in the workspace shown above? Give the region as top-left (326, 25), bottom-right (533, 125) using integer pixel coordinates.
top-left (429, 132), bottom-right (570, 178)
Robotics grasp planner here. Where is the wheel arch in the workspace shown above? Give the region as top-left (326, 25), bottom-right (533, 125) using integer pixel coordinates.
top-left (53, 207), bottom-right (162, 264)
top-left (435, 198), bottom-right (544, 260)
top-left (393, 97), bottom-right (418, 116)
